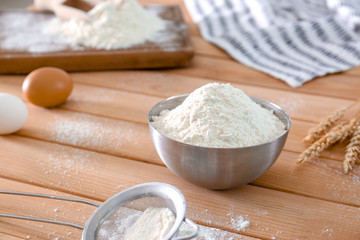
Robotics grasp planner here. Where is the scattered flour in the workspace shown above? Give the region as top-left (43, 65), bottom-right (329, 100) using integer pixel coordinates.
top-left (227, 213), bottom-right (250, 232)
top-left (47, 111), bottom-right (139, 149)
top-left (44, 0), bottom-right (166, 49)
top-left (230, 215), bottom-right (250, 231)
top-left (256, 209), bottom-right (268, 216)
top-left (151, 83), bottom-right (286, 148)
top-left (178, 222), bottom-right (244, 240)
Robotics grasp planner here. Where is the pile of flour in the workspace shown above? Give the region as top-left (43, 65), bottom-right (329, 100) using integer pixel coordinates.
top-left (44, 0), bottom-right (165, 49)
top-left (123, 207), bottom-right (175, 240)
top-left (151, 83), bottom-right (286, 148)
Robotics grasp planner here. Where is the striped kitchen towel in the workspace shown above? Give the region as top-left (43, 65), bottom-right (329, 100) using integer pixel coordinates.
top-left (184, 0), bottom-right (360, 87)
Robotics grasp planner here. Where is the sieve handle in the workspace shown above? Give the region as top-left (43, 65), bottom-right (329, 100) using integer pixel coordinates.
top-left (0, 190), bottom-right (100, 229)
top-left (0, 213), bottom-right (84, 229)
top-left (0, 191), bottom-right (100, 207)
top-left (173, 218), bottom-right (199, 240)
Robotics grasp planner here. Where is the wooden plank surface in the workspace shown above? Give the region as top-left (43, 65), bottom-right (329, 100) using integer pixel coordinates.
top-left (0, 0), bottom-right (360, 239)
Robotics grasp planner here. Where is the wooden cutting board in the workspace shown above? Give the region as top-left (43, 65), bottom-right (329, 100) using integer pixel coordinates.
top-left (0, 6), bottom-right (194, 74)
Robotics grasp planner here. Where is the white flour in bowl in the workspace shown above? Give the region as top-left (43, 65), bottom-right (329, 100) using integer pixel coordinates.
top-left (44, 0), bottom-right (165, 49)
top-left (151, 83), bottom-right (285, 148)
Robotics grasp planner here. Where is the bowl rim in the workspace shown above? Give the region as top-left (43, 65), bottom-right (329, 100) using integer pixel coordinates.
top-left (148, 93), bottom-right (292, 150)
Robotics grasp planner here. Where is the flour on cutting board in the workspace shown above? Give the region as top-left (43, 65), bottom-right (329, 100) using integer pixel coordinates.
top-left (44, 0), bottom-right (166, 50)
top-left (0, 11), bottom-right (76, 53)
top-left (0, 0), bottom-right (184, 53)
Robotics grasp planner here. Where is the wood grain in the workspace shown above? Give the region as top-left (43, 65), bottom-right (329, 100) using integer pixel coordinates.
top-left (0, 0), bottom-right (360, 239)
top-left (1, 136), bottom-right (359, 239)
top-left (1, 73), bottom-right (355, 124)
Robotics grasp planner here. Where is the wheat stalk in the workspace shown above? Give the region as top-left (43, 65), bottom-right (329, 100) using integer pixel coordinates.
top-left (298, 108), bottom-right (360, 170)
top-left (343, 124), bottom-right (360, 173)
top-left (298, 122), bottom-right (347, 163)
top-left (298, 116), bottom-right (360, 164)
top-left (303, 107), bottom-right (345, 144)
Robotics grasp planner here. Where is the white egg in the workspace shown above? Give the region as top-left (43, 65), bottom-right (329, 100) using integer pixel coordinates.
top-left (0, 93), bottom-right (28, 135)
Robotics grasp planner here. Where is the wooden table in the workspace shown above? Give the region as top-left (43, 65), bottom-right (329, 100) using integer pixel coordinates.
top-left (1, 1), bottom-right (360, 239)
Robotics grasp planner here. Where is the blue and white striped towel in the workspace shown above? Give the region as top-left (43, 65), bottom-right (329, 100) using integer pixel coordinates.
top-left (184, 0), bottom-right (360, 87)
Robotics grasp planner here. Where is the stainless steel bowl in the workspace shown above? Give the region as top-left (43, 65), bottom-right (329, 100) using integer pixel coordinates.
top-left (148, 94), bottom-right (291, 190)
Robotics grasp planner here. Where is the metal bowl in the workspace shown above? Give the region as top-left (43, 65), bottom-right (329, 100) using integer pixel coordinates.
top-left (148, 94), bottom-right (291, 190)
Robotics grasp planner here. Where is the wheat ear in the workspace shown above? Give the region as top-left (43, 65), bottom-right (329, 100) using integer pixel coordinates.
top-left (298, 122), bottom-right (346, 163)
top-left (303, 107), bottom-right (345, 144)
top-left (343, 124), bottom-right (360, 173)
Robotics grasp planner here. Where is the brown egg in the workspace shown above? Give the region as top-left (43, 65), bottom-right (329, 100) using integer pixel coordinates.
top-left (22, 67), bottom-right (73, 108)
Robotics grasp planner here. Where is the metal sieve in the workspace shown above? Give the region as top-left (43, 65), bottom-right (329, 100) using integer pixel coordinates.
top-left (0, 182), bottom-right (198, 240)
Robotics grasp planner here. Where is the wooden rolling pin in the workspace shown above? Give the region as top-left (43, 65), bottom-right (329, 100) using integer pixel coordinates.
top-left (29, 0), bottom-right (100, 20)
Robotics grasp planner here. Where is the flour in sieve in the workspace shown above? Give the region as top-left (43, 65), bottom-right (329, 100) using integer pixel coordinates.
top-left (123, 207), bottom-right (175, 240)
top-left (97, 206), bottom-right (245, 240)
top-left (151, 83), bottom-right (286, 148)
top-left (44, 0), bottom-right (166, 50)
top-left (97, 207), bottom-right (175, 240)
